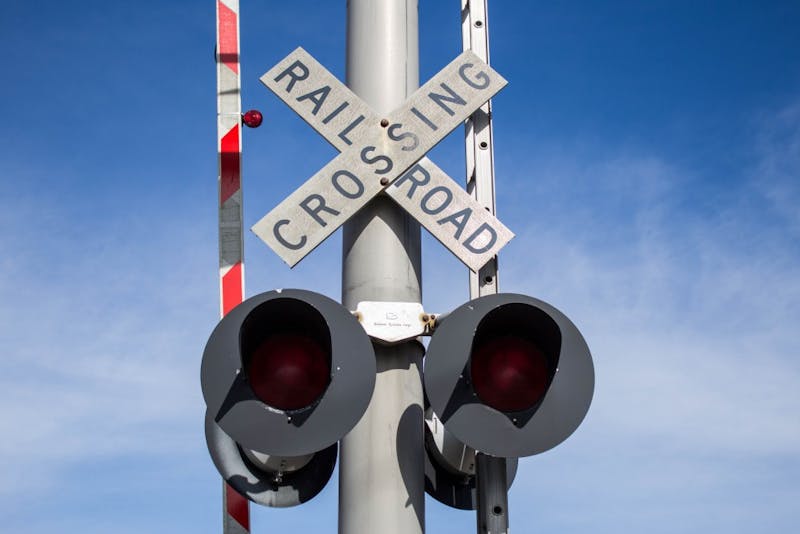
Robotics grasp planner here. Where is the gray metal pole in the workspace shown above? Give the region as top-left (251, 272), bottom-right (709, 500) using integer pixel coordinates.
top-left (339, 1), bottom-right (425, 534)
top-left (461, 2), bottom-right (510, 532)
top-left (475, 454), bottom-right (509, 534)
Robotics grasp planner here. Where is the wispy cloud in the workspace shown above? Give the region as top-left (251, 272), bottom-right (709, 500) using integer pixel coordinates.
top-left (0, 189), bottom-right (217, 497)
top-left (754, 101), bottom-right (800, 238)
top-left (1, 82), bottom-right (798, 533)
top-left (479, 101), bottom-right (800, 531)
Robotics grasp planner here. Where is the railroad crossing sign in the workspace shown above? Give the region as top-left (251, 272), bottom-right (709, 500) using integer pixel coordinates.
top-left (252, 47), bottom-right (513, 272)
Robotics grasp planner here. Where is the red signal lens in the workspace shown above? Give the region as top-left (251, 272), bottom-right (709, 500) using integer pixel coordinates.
top-left (242, 109), bottom-right (263, 128)
top-left (247, 333), bottom-right (330, 411)
top-left (470, 335), bottom-right (550, 412)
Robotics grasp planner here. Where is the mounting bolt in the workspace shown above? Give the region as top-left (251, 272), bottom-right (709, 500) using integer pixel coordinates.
top-left (380, 118), bottom-right (389, 127)
top-left (380, 177), bottom-right (389, 186)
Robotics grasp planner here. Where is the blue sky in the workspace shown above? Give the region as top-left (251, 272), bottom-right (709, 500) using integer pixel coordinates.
top-left (1, 1), bottom-right (799, 532)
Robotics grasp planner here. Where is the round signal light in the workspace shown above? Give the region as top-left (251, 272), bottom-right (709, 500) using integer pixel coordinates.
top-left (247, 333), bottom-right (330, 411)
top-left (242, 109), bottom-right (263, 128)
top-left (470, 335), bottom-right (550, 413)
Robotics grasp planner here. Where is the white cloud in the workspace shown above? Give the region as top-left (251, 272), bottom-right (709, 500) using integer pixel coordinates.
top-left (499, 139), bottom-right (800, 452)
top-left (754, 101), bottom-right (800, 237)
top-left (1, 78), bottom-right (798, 531)
top-left (0, 191), bottom-right (216, 497)
top-left (465, 102), bottom-right (800, 533)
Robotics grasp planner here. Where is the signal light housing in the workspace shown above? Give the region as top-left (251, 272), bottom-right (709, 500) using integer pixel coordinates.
top-left (423, 403), bottom-right (518, 510)
top-left (424, 293), bottom-right (594, 459)
top-left (206, 414), bottom-right (338, 507)
top-left (201, 289), bottom-right (377, 506)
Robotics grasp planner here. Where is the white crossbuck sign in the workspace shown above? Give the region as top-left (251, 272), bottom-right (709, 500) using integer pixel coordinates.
top-left (252, 47), bottom-right (513, 272)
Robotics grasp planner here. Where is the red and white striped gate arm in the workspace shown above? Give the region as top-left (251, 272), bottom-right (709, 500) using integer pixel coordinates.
top-left (215, 0), bottom-right (249, 532)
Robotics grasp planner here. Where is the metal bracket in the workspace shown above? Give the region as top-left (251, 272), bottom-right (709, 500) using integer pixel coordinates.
top-left (353, 301), bottom-right (439, 344)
